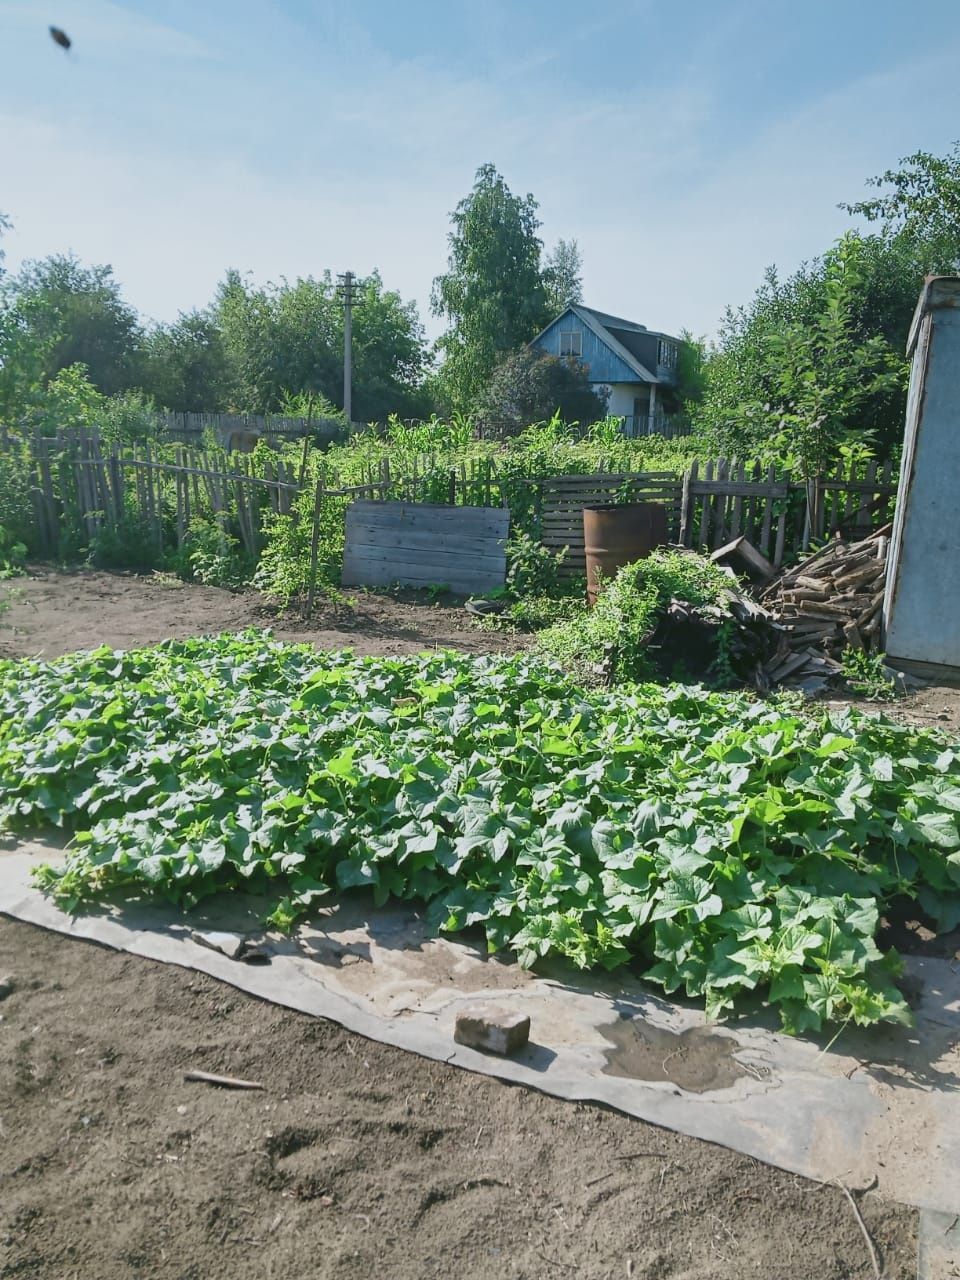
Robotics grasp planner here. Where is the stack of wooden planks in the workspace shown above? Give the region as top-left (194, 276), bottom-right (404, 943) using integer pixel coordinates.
top-left (758, 525), bottom-right (891, 687)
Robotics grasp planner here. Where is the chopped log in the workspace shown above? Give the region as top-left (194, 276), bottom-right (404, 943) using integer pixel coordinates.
top-left (862, 614), bottom-right (882, 638)
top-left (798, 600), bottom-right (855, 619)
top-left (831, 564), bottom-right (884, 592)
top-left (783, 588), bottom-right (830, 603)
top-left (782, 619), bottom-right (839, 633)
top-left (710, 535), bottom-right (776, 584)
top-left (795, 575), bottom-right (832, 592)
top-left (843, 621), bottom-right (864, 650)
top-left (827, 552), bottom-right (879, 578)
top-left (831, 593), bottom-right (875, 610)
top-left (855, 596), bottom-right (883, 628)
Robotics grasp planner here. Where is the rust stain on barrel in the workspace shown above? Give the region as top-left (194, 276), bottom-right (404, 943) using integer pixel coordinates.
top-left (583, 503), bottom-right (669, 604)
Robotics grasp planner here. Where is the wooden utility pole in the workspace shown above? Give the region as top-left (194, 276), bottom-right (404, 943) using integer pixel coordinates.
top-left (337, 271), bottom-right (360, 426)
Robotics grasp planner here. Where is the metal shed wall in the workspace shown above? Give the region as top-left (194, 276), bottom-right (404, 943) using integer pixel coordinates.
top-left (883, 277), bottom-right (960, 674)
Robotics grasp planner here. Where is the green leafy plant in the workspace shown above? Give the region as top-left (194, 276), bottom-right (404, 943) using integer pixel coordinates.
top-left (505, 530), bottom-right (566, 598)
top-left (841, 648), bottom-right (899, 701)
top-left (4, 635), bottom-right (957, 1034)
top-left (537, 550), bottom-right (732, 684)
top-left (0, 523), bottom-right (27, 578)
top-left (176, 517), bottom-right (249, 589)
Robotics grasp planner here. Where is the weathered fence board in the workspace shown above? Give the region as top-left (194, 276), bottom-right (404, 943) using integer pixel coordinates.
top-left (342, 501), bottom-right (510, 595)
top-left (540, 474), bottom-right (683, 577)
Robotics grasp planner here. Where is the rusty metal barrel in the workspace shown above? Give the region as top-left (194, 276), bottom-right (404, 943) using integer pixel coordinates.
top-left (583, 503), bottom-right (669, 605)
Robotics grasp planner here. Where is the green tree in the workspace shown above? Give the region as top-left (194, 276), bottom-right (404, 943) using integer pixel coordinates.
top-left (215, 269), bottom-right (339, 413)
top-left (216, 269), bottom-right (428, 421)
top-left (543, 238), bottom-right (584, 313)
top-left (141, 311), bottom-right (231, 412)
top-left (0, 255), bottom-right (142, 400)
top-left (714, 235), bottom-right (904, 478)
top-left (350, 271), bottom-right (431, 421)
top-left (697, 233), bottom-right (919, 461)
top-left (842, 142), bottom-right (960, 268)
top-left (476, 348), bottom-right (607, 436)
top-left (21, 363), bottom-right (105, 435)
top-left (431, 164), bottom-right (552, 413)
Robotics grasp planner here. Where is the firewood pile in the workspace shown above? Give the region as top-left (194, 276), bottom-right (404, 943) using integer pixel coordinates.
top-left (756, 525), bottom-right (891, 690)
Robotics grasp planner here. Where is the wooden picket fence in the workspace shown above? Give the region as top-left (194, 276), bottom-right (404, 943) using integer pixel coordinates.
top-left (678, 457), bottom-right (897, 565)
top-left (534, 459), bottom-right (897, 575)
top-left (26, 429), bottom-right (305, 559)
top-left (539, 473), bottom-right (682, 578)
top-left (6, 428), bottom-right (899, 578)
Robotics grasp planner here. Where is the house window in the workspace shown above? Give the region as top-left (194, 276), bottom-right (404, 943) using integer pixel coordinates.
top-left (658, 339), bottom-right (677, 370)
top-left (559, 330), bottom-right (582, 357)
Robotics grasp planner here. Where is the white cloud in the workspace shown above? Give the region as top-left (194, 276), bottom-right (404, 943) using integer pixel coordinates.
top-left (545, 42), bottom-right (960, 339)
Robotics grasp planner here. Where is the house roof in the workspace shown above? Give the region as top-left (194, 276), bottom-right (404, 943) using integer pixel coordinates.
top-left (531, 304), bottom-right (678, 384)
top-left (578, 307), bottom-right (647, 333)
top-left (567, 305), bottom-right (657, 382)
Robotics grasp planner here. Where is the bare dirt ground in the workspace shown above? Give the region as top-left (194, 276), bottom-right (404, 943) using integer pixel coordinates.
top-left (2, 567), bottom-right (957, 732)
top-left (0, 568), bottom-right (526, 663)
top-left (0, 919), bottom-right (917, 1280)
top-left (0, 568), bottom-right (936, 1277)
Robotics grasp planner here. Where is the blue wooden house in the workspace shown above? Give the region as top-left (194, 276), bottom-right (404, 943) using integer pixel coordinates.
top-left (529, 305), bottom-right (681, 435)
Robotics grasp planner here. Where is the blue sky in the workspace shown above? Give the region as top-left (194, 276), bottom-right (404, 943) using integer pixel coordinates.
top-left (1, 0), bottom-right (958, 342)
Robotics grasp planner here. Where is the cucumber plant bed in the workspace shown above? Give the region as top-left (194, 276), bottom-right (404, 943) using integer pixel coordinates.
top-left (3, 631), bottom-right (960, 1035)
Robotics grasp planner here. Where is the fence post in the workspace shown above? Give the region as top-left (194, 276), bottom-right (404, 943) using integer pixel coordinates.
top-left (303, 477), bottom-right (325, 620)
top-left (297, 436), bottom-right (311, 488)
top-left (679, 460), bottom-right (696, 547)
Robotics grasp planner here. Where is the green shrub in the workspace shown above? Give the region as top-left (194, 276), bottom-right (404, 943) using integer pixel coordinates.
top-left (0, 524), bottom-right (27, 577)
top-left (88, 511), bottom-right (162, 572)
top-left (537, 550), bottom-right (733, 684)
top-left (174, 517), bottom-right (249, 589)
top-left (0, 443), bottom-right (37, 553)
top-left (505, 530), bottom-right (567, 598)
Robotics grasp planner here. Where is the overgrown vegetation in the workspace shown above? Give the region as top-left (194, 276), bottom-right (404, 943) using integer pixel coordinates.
top-left (697, 144), bottom-right (960, 466)
top-left (0, 407), bottom-right (706, 599)
top-left (476, 348), bottom-right (608, 437)
top-left (3, 635), bottom-right (958, 1034)
top-left (840, 648), bottom-right (900, 702)
top-left (6, 143), bottom-right (958, 467)
top-left (252, 418), bottom-right (703, 603)
top-left (0, 522), bottom-right (25, 619)
top-left (536, 551), bottom-right (734, 685)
